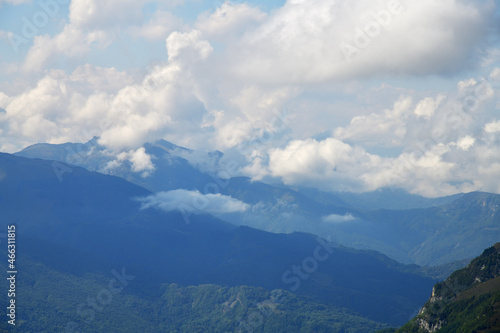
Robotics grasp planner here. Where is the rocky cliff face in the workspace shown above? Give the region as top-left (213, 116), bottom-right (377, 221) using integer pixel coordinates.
top-left (395, 243), bottom-right (500, 332)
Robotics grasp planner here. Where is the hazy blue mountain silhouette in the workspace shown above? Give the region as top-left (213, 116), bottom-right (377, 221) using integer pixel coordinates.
top-left (15, 139), bottom-right (500, 267)
top-left (0, 152), bottom-right (435, 326)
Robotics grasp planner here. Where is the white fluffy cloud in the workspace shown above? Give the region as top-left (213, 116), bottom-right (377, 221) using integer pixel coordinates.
top-left (138, 189), bottom-right (250, 215)
top-left (266, 135), bottom-right (482, 197)
top-left (196, 2), bottom-right (266, 41)
top-left (260, 74), bottom-right (500, 197)
top-left (414, 95), bottom-right (446, 119)
top-left (166, 30), bottom-right (213, 61)
top-left (0, 64), bottom-right (137, 151)
top-left (129, 10), bottom-right (185, 40)
top-left (21, 0), bottom-right (178, 72)
top-left (0, 0), bottom-right (499, 198)
top-left (455, 135), bottom-right (475, 151)
top-left (227, 0), bottom-right (494, 84)
top-left (23, 21), bottom-right (113, 72)
top-left (68, 0), bottom-right (148, 29)
top-left (107, 147), bottom-right (155, 176)
top-left (334, 96), bottom-right (412, 146)
top-left (268, 137), bottom-right (382, 192)
top-left (485, 120), bottom-right (500, 133)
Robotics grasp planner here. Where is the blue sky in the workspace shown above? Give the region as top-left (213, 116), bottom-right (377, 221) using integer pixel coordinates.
top-left (0, 0), bottom-right (286, 68)
top-left (0, 0), bottom-right (499, 197)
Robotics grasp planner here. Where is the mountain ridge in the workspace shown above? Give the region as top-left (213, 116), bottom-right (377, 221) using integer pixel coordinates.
top-left (391, 242), bottom-right (500, 332)
top-left (13, 139), bottom-right (500, 267)
top-left (0, 152), bottom-right (436, 326)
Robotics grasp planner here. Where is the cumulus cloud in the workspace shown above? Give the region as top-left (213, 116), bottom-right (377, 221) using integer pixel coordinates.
top-left (196, 2), bottom-right (266, 41)
top-left (21, 0), bottom-right (161, 72)
top-left (259, 75), bottom-right (499, 197)
top-left (485, 120), bottom-right (500, 133)
top-left (166, 30), bottom-right (213, 62)
top-left (266, 135), bottom-right (473, 197)
top-left (455, 135), bottom-right (475, 151)
top-left (69, 64), bottom-right (134, 93)
top-left (0, 28), bottom-right (213, 152)
top-left (334, 95), bottom-right (412, 146)
top-left (68, 0), bottom-right (148, 29)
top-left (107, 147), bottom-right (155, 176)
top-left (268, 137), bottom-right (382, 192)
top-left (414, 95), bottom-right (446, 119)
top-left (227, 0), bottom-right (494, 84)
top-left (2, 12), bottom-right (286, 154)
top-left (23, 23), bottom-right (113, 72)
top-left (138, 189), bottom-right (250, 215)
top-left (129, 11), bottom-right (185, 40)
top-left (0, 65), bottom-right (136, 151)
top-left (1, 0), bottom-right (500, 199)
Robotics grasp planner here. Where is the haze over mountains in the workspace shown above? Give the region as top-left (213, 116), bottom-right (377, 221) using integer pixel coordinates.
top-left (0, 151), bottom-right (435, 330)
top-left (16, 138), bottom-right (500, 267)
top-left (2, 143), bottom-right (499, 330)
top-left (0, 136), bottom-right (497, 332)
top-left (1, 0), bottom-right (499, 332)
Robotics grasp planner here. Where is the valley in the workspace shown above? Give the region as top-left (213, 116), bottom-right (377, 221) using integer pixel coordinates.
top-left (2, 140), bottom-right (499, 331)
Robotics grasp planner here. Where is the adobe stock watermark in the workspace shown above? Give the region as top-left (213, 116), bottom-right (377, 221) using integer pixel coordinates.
top-left (64, 267), bottom-right (135, 333)
top-left (178, 108), bottom-right (290, 224)
top-left (340, 0), bottom-right (404, 63)
top-left (281, 236), bottom-right (335, 291)
top-left (8, 0), bottom-right (70, 54)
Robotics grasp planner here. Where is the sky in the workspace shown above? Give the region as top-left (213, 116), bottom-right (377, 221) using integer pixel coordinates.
top-left (0, 0), bottom-right (500, 197)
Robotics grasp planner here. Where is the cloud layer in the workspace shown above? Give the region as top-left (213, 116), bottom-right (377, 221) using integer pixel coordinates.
top-left (0, 0), bottom-right (499, 197)
top-left (262, 76), bottom-right (500, 197)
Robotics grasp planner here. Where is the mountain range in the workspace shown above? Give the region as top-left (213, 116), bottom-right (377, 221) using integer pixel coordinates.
top-left (0, 152), bottom-right (437, 330)
top-left (4, 137), bottom-right (500, 331)
top-left (15, 138), bottom-right (500, 266)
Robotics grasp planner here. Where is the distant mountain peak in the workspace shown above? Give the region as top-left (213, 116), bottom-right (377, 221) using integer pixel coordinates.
top-left (151, 139), bottom-right (191, 152)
